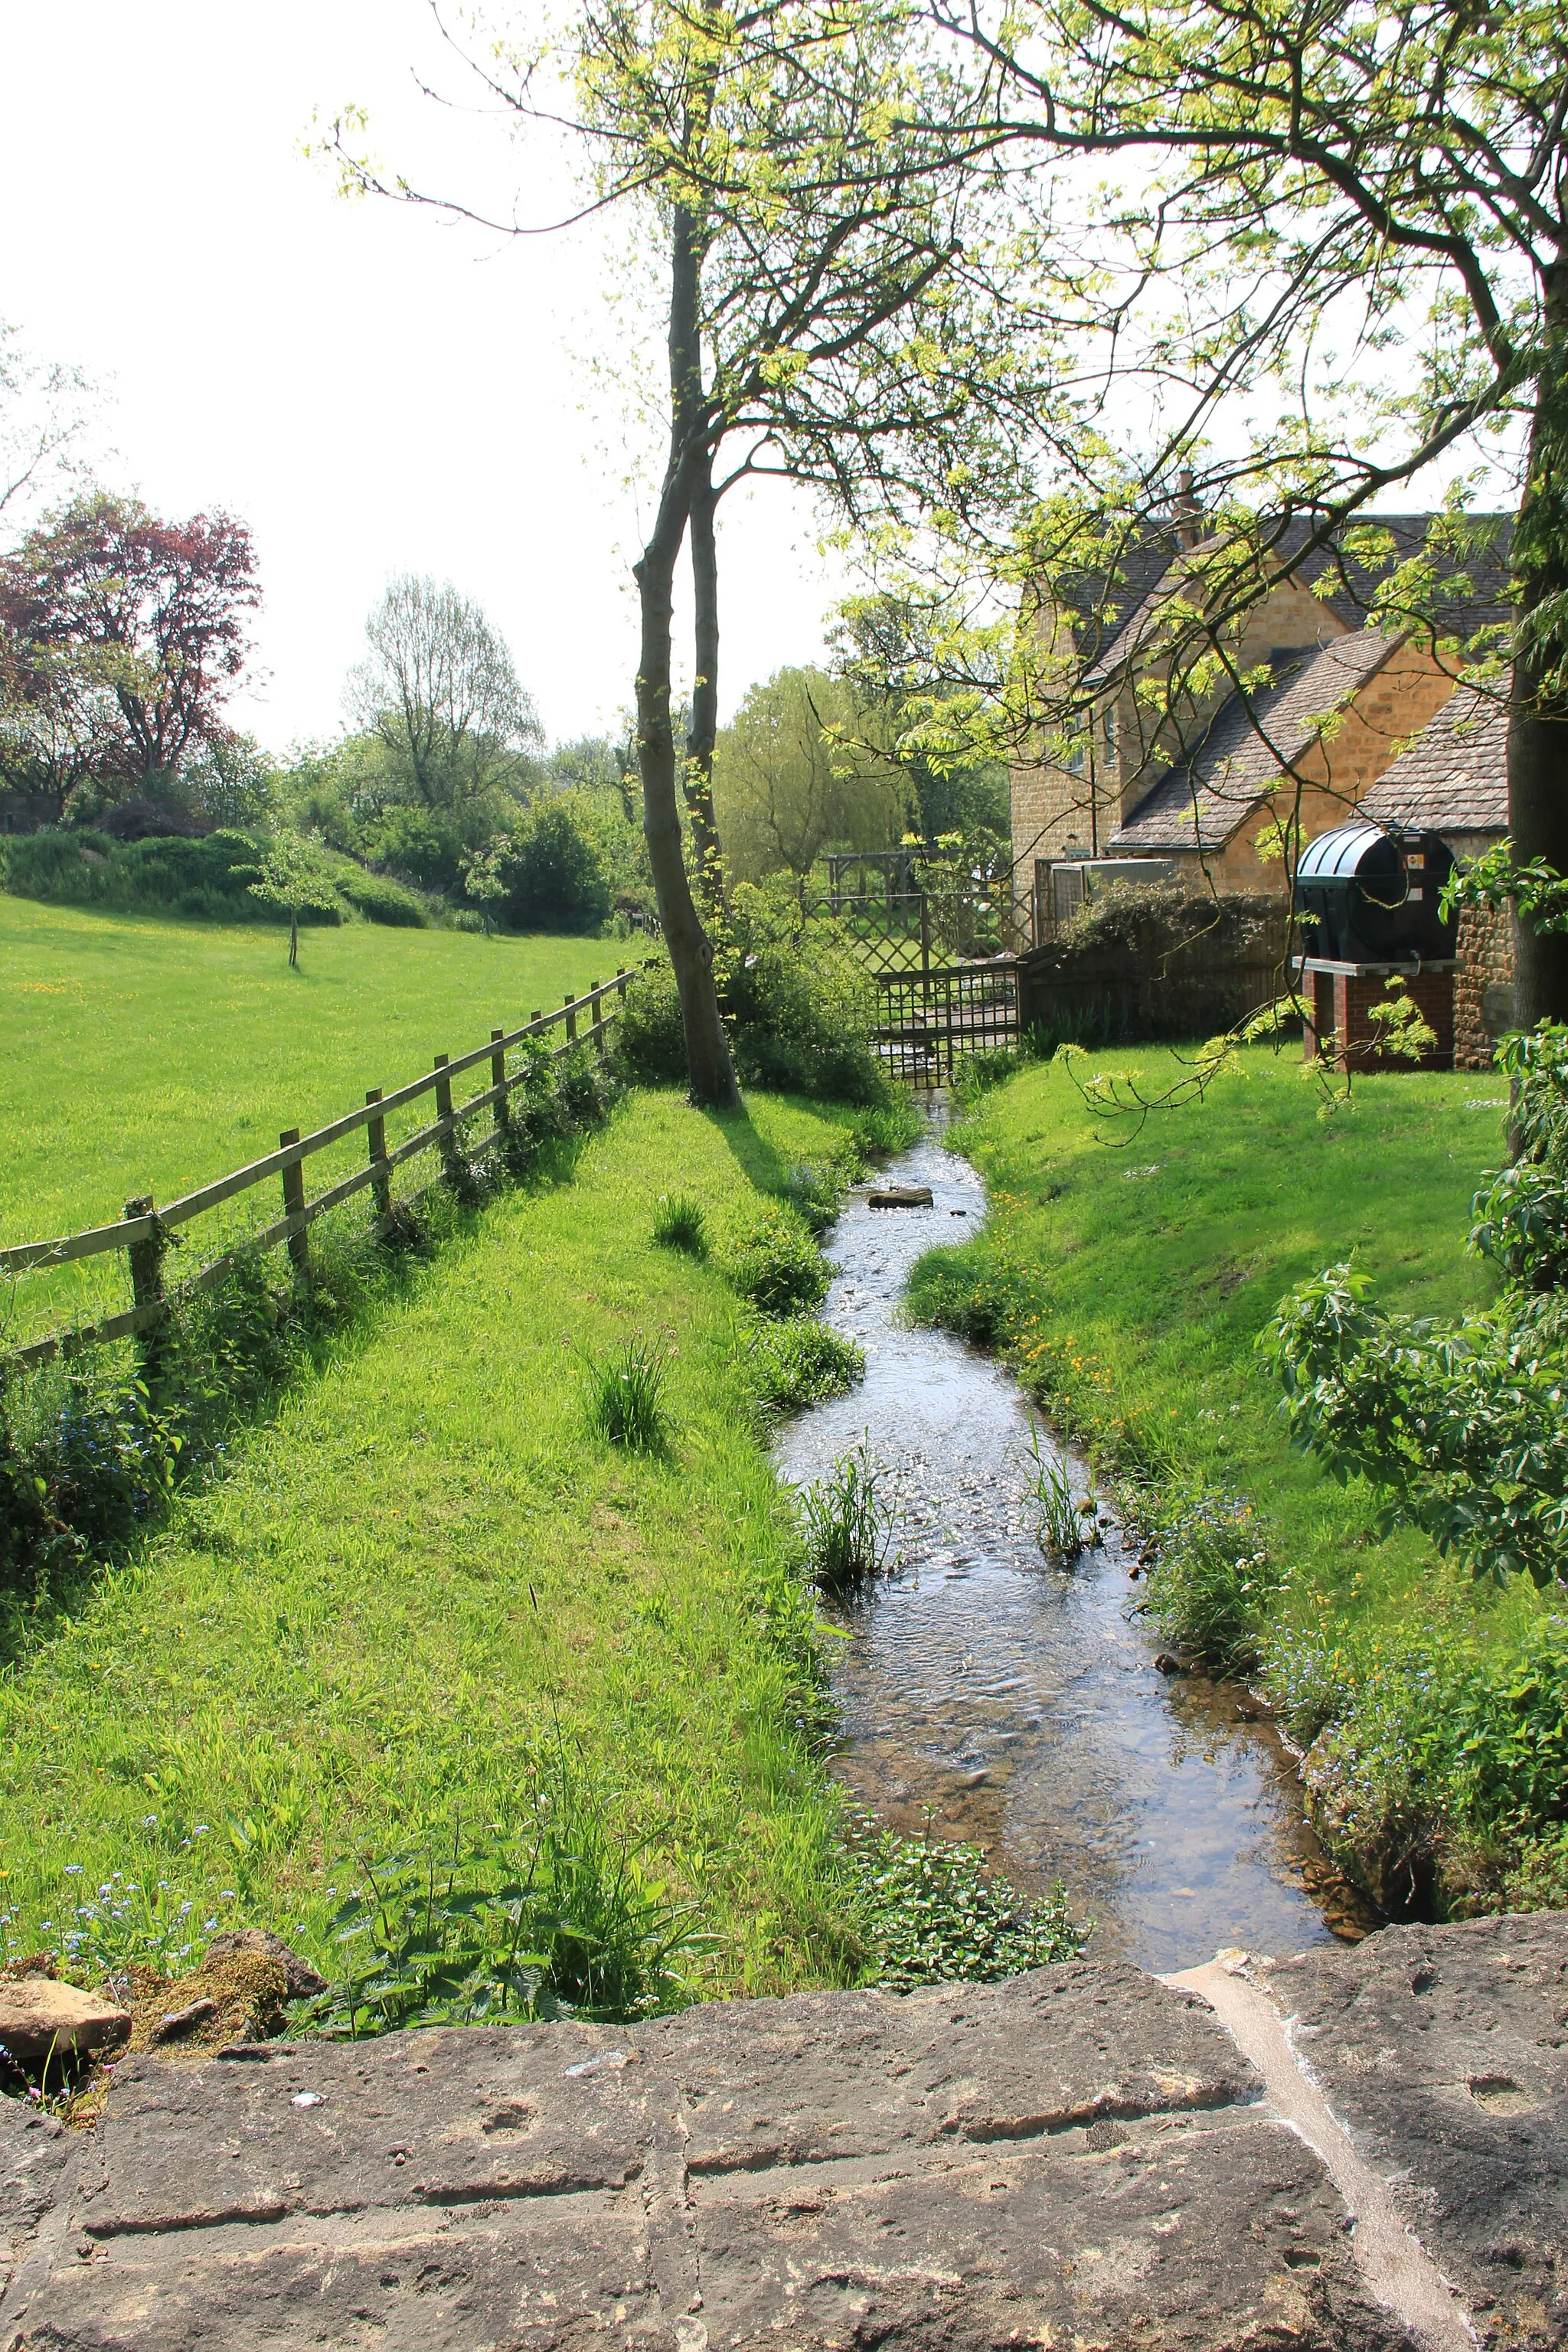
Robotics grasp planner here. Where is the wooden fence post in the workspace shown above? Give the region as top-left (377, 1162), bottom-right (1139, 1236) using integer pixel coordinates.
top-left (589, 981), bottom-right (608, 1060)
top-left (365, 1089), bottom-right (390, 1221)
top-left (491, 1028), bottom-right (509, 1129)
top-left (125, 1194), bottom-right (165, 1365)
top-left (279, 1132), bottom-right (309, 1276)
top-left (564, 992), bottom-right (577, 1047)
top-left (433, 1054), bottom-right (459, 1182)
top-left (920, 892), bottom-right (932, 976)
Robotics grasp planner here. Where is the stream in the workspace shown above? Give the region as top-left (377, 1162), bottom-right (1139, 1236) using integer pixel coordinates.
top-left (775, 1119), bottom-right (1374, 1973)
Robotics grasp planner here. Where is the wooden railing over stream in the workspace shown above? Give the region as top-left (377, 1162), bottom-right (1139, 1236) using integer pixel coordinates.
top-left (2, 969), bottom-right (642, 1371)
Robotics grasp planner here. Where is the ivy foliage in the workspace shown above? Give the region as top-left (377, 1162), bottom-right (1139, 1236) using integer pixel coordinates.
top-left (846, 1825), bottom-right (1082, 1991)
top-left (1265, 1024), bottom-right (1568, 1586)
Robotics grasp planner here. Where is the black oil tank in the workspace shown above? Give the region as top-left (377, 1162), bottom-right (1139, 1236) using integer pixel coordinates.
top-left (1294, 823), bottom-right (1457, 962)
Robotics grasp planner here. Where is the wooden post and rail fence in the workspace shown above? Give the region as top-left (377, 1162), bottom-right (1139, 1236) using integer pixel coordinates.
top-left (2, 968), bottom-right (642, 1374)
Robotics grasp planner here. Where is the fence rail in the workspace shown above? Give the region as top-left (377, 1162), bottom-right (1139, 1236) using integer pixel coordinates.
top-left (3, 969), bottom-right (642, 1372)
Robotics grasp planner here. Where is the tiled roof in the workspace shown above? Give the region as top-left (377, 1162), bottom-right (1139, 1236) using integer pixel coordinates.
top-left (1108, 631), bottom-right (1403, 854)
top-left (1047, 523), bottom-right (1187, 670)
top-left (1359, 684), bottom-right (1509, 835)
top-left (1085, 511), bottom-right (1514, 689)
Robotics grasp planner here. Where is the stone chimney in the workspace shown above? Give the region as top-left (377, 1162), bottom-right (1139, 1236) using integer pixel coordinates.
top-left (1174, 467), bottom-right (1203, 552)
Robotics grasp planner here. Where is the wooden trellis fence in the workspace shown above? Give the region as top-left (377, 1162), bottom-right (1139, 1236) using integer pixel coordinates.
top-left (2, 969), bottom-right (640, 1372)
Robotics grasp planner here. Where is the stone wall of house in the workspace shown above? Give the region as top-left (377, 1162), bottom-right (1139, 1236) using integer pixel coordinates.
top-left (1010, 758), bottom-right (1103, 867)
top-left (1454, 896), bottom-right (1515, 1070)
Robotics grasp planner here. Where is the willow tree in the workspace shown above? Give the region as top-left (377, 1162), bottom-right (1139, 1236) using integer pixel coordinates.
top-left (326, 0), bottom-right (1061, 1102)
top-left (899, 0), bottom-right (1568, 1024)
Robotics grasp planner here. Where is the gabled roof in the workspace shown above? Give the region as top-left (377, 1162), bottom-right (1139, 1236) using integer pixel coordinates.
top-left (1108, 630), bottom-right (1403, 854)
top-left (1083, 512), bottom-right (1514, 691)
top-left (1359, 684), bottom-right (1509, 836)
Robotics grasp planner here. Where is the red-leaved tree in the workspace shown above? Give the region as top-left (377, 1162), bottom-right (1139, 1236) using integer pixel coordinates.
top-left (0, 493), bottom-right (260, 806)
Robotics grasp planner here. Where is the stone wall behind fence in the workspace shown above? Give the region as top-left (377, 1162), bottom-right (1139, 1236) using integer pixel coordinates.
top-left (1015, 883), bottom-right (1294, 1045)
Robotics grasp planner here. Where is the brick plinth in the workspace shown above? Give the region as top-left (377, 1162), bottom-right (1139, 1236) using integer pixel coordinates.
top-left (1302, 963), bottom-right (1455, 1073)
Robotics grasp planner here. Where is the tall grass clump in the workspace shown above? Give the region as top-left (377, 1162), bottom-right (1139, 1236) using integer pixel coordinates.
top-left (797, 1439), bottom-right (895, 1594)
top-left (318, 1773), bottom-right (708, 2033)
top-left (720, 1199), bottom-right (829, 1317)
top-left (652, 1193), bottom-right (707, 1256)
top-left (1140, 1487), bottom-right (1282, 1674)
top-left (745, 1315), bottom-right (864, 1418)
top-left (584, 1337), bottom-right (671, 1452)
top-left (1023, 1419), bottom-right (1098, 1563)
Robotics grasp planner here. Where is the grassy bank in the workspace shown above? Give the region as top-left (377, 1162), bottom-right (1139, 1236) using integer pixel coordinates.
top-left (0, 1087), bottom-right (880, 2002)
top-left (911, 1047), bottom-right (1568, 1916)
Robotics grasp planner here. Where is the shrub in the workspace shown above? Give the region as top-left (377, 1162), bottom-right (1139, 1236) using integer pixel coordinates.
top-left (467, 801), bottom-right (612, 934)
top-left (0, 828), bottom-right (116, 902)
top-left (0, 1360), bottom-right (177, 1612)
top-left (550, 1045), bottom-right (620, 1136)
top-left (845, 1823), bottom-right (1082, 1989)
top-left (0, 826), bottom-right (348, 925)
top-left (719, 1199), bottom-right (828, 1315)
top-left (362, 803), bottom-right (473, 896)
top-left (336, 868), bottom-right (427, 927)
top-left (612, 907), bottom-right (913, 1109)
top-left (796, 1439), bottom-right (894, 1593)
top-left (652, 1194), bottom-right (707, 1256)
top-left (745, 1315), bottom-right (864, 1416)
top-left (724, 937), bottom-right (887, 1103)
top-left (612, 963), bottom-right (688, 1086)
top-left (583, 1338), bottom-right (671, 1451)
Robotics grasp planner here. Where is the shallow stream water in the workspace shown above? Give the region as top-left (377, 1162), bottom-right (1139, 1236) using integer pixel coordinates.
top-left (775, 1119), bottom-right (1374, 1973)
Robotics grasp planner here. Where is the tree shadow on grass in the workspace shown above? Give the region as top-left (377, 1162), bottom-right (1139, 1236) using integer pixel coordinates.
top-left (696, 1102), bottom-right (799, 1197)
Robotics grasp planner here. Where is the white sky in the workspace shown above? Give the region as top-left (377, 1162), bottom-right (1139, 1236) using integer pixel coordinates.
top-left (0, 0), bottom-right (840, 755)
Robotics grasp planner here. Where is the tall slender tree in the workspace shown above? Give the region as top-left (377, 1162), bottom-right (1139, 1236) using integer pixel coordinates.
top-left (325, 0), bottom-right (1063, 1100)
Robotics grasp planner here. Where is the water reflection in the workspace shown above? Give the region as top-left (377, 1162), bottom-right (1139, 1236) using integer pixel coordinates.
top-left (775, 1119), bottom-right (1374, 1971)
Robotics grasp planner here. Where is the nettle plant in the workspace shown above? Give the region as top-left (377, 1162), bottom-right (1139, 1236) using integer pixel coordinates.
top-left (1266, 1024), bottom-right (1568, 1589)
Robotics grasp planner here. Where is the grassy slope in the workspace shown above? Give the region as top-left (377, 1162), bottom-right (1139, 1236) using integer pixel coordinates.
top-left (1, 1088), bottom-right (866, 1997)
top-left (926, 1047), bottom-right (1550, 1711)
top-left (0, 897), bottom-right (618, 1240)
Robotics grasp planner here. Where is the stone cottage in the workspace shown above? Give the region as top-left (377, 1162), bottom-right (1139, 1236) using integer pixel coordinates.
top-left (1011, 512), bottom-right (1513, 914)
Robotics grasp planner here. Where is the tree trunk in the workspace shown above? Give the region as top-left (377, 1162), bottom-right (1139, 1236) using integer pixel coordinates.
top-left (1510, 268), bottom-right (1568, 1032)
top-left (684, 451), bottom-right (726, 911)
top-left (634, 204), bottom-right (740, 1110)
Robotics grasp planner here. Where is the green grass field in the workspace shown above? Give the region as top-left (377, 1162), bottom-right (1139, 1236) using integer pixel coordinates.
top-left (1, 1087), bottom-right (871, 1999)
top-left (0, 898), bottom-right (621, 1241)
top-left (912, 1047), bottom-right (1565, 1907)
top-left (1, 900), bottom-right (626, 1344)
